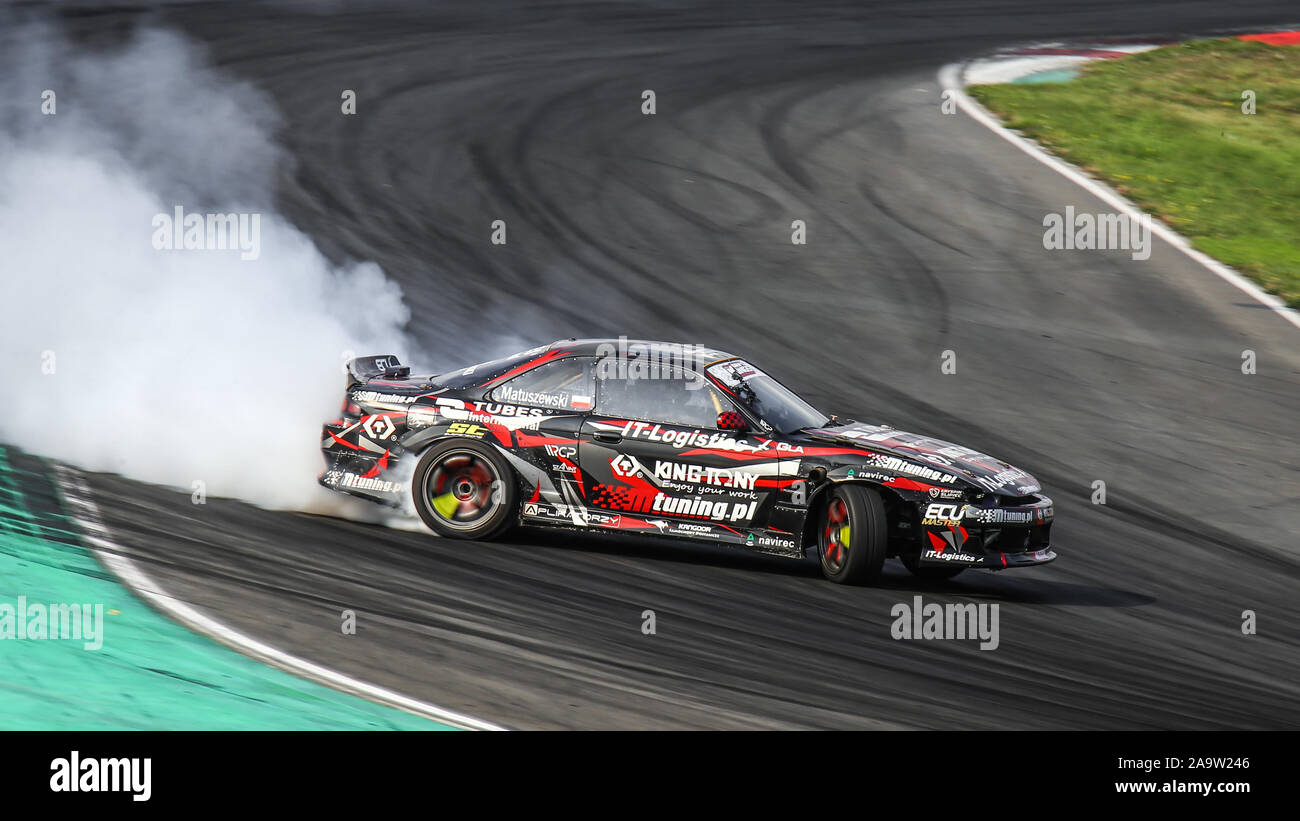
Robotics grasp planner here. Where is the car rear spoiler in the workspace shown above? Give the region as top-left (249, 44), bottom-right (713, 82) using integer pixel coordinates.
top-left (346, 354), bottom-right (411, 386)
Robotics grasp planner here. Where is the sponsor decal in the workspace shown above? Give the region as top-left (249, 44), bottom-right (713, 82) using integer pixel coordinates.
top-left (610, 454), bottom-right (762, 497)
top-left (674, 522), bottom-right (714, 534)
top-left (590, 485), bottom-right (757, 523)
top-left (406, 406), bottom-right (438, 428)
top-left (965, 507), bottom-right (1035, 525)
top-left (618, 421), bottom-right (756, 451)
top-left (496, 384), bottom-right (576, 409)
top-left (543, 444), bottom-right (576, 459)
top-left (926, 527), bottom-right (975, 557)
top-left (922, 548), bottom-right (981, 563)
top-left (327, 472), bottom-right (401, 494)
top-left (706, 360), bottom-right (759, 385)
top-left (921, 502), bottom-right (966, 527)
top-left (647, 520), bottom-right (726, 540)
top-left (523, 502), bottom-right (569, 520)
top-left (971, 467), bottom-right (1033, 493)
top-left (473, 402), bottom-right (544, 418)
top-left (834, 426), bottom-right (901, 444)
top-left (753, 437), bottom-right (804, 454)
top-left (928, 487), bottom-right (965, 500)
top-left (652, 460), bottom-right (758, 490)
top-left (446, 422), bottom-right (489, 437)
top-left (847, 470), bottom-right (891, 482)
top-left (752, 533), bottom-right (796, 550)
top-left (652, 494), bottom-right (756, 522)
top-left (436, 397), bottom-right (554, 431)
top-left (610, 454), bottom-right (641, 477)
top-left (351, 390), bottom-right (417, 405)
top-left (611, 421), bottom-right (805, 455)
top-left (581, 510), bottom-right (622, 528)
top-left (872, 455), bottom-right (958, 484)
top-left (362, 415), bottom-right (397, 441)
top-left (924, 501), bottom-right (1049, 526)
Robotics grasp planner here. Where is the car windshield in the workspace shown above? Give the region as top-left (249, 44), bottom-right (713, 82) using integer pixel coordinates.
top-left (705, 359), bottom-right (829, 434)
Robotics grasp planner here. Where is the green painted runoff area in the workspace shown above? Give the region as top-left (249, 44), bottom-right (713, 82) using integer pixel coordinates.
top-left (0, 447), bottom-right (451, 730)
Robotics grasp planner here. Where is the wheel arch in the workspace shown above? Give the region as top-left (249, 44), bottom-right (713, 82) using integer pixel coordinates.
top-left (799, 479), bottom-right (906, 555)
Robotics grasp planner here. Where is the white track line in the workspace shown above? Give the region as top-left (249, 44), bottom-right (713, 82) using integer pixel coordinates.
top-left (938, 61), bottom-right (1300, 331)
top-left (53, 463), bottom-right (505, 731)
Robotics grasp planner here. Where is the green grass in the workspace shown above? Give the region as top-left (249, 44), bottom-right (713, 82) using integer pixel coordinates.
top-left (969, 38), bottom-right (1300, 307)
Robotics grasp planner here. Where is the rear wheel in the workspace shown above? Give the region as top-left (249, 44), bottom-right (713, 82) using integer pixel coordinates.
top-left (817, 484), bottom-right (887, 584)
top-left (413, 439), bottom-right (516, 540)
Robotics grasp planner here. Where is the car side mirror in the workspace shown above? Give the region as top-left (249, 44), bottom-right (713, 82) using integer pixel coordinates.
top-left (716, 411), bottom-right (748, 432)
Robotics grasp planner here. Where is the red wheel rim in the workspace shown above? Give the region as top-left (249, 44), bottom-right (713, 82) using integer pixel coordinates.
top-left (424, 452), bottom-right (499, 529)
top-left (822, 496), bottom-right (850, 571)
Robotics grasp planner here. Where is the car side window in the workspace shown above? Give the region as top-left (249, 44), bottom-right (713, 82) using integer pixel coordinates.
top-left (596, 364), bottom-right (736, 429)
top-left (489, 357), bottom-right (595, 411)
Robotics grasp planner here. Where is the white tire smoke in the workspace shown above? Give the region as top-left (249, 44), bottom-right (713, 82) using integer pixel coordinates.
top-left (0, 21), bottom-right (412, 512)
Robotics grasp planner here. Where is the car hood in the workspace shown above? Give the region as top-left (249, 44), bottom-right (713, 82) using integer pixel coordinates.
top-left (802, 422), bottom-right (1042, 496)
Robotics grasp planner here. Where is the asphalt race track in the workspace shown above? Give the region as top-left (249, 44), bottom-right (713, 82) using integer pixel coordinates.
top-left (55, 1), bottom-right (1300, 728)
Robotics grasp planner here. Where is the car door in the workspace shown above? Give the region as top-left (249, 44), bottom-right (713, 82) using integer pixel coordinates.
top-left (479, 355), bottom-right (595, 523)
top-left (576, 362), bottom-right (784, 541)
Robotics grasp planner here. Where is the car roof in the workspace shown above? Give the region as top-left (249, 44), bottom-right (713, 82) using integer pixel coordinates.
top-left (548, 338), bottom-right (739, 370)
top-left (424, 339), bottom-right (743, 392)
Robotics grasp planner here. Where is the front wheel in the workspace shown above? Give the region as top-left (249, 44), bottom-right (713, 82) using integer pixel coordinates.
top-left (412, 439), bottom-right (517, 540)
top-left (817, 484), bottom-right (887, 584)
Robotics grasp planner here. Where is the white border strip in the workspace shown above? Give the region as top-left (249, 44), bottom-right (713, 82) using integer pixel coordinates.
top-left (53, 464), bottom-right (505, 732)
top-left (938, 61), bottom-right (1300, 331)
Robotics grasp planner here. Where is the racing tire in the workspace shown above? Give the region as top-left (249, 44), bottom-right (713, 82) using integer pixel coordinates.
top-left (817, 484), bottom-right (887, 584)
top-left (413, 439), bottom-right (517, 540)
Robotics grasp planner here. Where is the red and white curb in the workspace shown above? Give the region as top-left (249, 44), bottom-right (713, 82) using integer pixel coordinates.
top-left (962, 40), bottom-right (1164, 85)
top-left (938, 37), bottom-right (1300, 331)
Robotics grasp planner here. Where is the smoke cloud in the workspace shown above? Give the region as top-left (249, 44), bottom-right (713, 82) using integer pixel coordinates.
top-left (0, 20), bottom-right (412, 511)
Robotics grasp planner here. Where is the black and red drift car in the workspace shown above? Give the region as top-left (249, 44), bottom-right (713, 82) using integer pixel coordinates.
top-left (320, 339), bottom-right (1056, 583)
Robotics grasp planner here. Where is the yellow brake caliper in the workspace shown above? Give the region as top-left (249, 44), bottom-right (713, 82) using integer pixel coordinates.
top-left (432, 492), bottom-right (460, 518)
